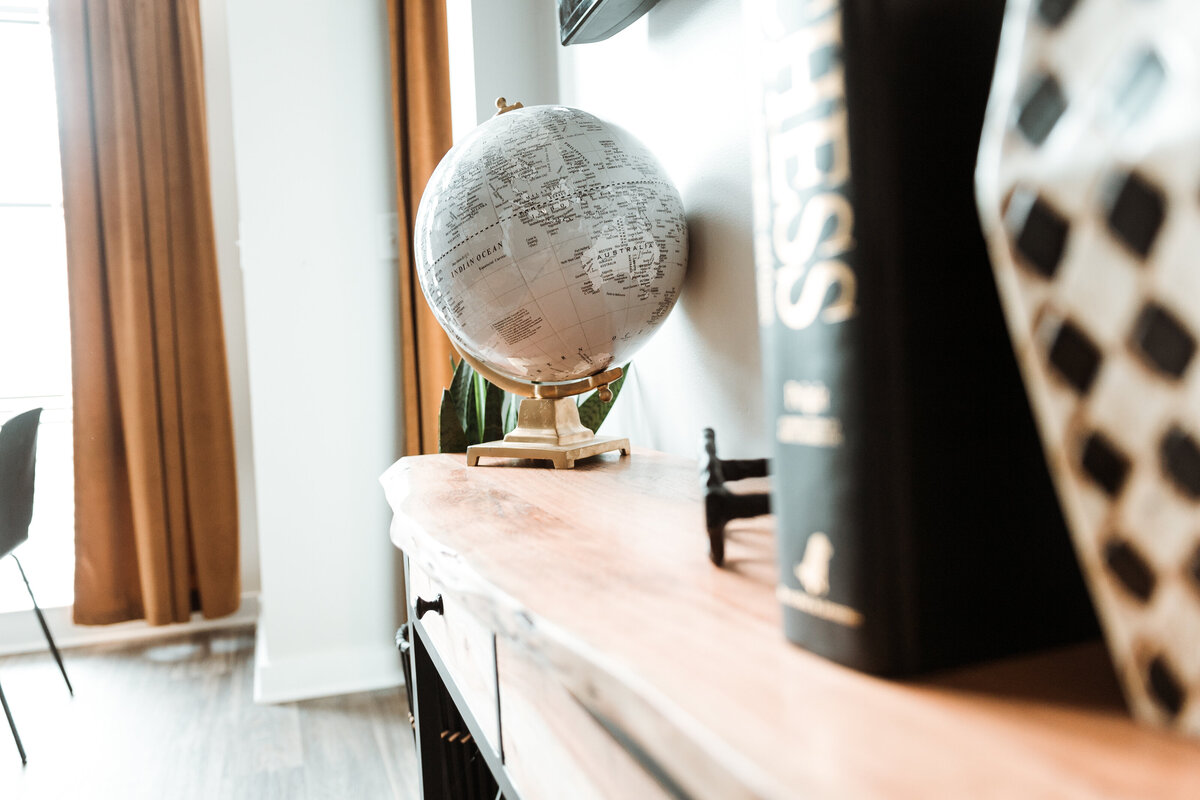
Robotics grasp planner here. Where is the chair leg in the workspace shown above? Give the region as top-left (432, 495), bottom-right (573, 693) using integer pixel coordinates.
top-left (12, 556), bottom-right (73, 696)
top-left (0, 678), bottom-right (26, 765)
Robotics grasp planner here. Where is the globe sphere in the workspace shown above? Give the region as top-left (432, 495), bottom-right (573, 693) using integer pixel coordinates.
top-left (414, 105), bottom-right (688, 387)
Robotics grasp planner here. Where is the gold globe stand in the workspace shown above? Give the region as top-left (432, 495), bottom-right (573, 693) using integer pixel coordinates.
top-left (454, 348), bottom-right (630, 469)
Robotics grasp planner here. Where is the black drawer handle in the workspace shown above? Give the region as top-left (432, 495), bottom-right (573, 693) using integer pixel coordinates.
top-left (415, 593), bottom-right (444, 620)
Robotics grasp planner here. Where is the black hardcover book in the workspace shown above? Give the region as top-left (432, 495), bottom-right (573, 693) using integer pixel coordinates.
top-left (749, 0), bottom-right (1098, 675)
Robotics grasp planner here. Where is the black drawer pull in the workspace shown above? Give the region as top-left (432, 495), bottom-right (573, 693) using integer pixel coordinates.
top-left (415, 593), bottom-right (444, 620)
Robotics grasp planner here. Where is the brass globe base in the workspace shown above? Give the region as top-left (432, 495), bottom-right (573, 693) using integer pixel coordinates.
top-left (503, 397), bottom-right (591, 444)
top-left (451, 347), bottom-right (630, 468)
top-left (466, 435), bottom-right (630, 470)
top-left (466, 397), bottom-right (630, 469)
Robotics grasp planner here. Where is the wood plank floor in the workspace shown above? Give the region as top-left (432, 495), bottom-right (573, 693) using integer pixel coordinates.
top-left (0, 628), bottom-right (419, 799)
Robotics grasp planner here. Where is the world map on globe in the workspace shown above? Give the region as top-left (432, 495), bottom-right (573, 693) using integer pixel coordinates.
top-left (414, 104), bottom-right (688, 387)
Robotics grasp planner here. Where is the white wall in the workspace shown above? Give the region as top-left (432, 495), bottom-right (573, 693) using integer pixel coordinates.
top-left (198, 0), bottom-right (260, 599)
top-left (221, 0), bottom-right (405, 703)
top-left (450, 0), bottom-right (766, 459)
top-left (559, 0), bottom-right (765, 459)
top-left (445, 0), bottom-right (560, 139)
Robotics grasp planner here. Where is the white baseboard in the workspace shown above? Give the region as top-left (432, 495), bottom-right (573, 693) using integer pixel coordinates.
top-left (0, 593), bottom-right (260, 657)
top-left (0, 593), bottom-right (405, 705)
top-left (253, 625), bottom-right (405, 705)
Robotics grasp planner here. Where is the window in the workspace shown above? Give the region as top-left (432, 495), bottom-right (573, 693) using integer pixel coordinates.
top-left (0, 0), bottom-right (75, 612)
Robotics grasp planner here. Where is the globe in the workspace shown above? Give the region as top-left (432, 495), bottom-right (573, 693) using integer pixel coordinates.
top-left (413, 104), bottom-right (688, 389)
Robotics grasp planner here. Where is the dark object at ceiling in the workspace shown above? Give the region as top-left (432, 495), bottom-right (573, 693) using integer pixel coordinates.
top-left (558, 0), bottom-right (662, 45)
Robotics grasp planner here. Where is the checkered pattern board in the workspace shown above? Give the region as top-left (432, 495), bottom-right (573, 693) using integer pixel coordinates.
top-left (978, 0), bottom-right (1200, 734)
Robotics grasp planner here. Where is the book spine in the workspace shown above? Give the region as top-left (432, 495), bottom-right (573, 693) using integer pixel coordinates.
top-left (748, 0), bottom-right (904, 673)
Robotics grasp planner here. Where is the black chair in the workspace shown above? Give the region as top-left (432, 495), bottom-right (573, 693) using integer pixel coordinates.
top-left (0, 408), bottom-right (73, 765)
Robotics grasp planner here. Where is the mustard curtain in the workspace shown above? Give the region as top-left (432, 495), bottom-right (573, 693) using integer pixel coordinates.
top-left (388, 0), bottom-right (456, 455)
top-left (50, 0), bottom-right (240, 625)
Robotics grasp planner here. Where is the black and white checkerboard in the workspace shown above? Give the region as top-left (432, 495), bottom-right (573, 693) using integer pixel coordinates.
top-left (978, 0), bottom-right (1200, 734)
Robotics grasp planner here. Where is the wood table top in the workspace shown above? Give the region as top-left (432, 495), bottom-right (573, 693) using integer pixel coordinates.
top-left (382, 449), bottom-right (1200, 800)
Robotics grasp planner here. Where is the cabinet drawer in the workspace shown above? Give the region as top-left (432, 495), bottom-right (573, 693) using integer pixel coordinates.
top-left (496, 637), bottom-right (671, 800)
top-left (408, 561), bottom-right (501, 756)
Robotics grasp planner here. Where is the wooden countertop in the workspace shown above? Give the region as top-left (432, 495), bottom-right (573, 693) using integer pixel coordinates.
top-left (382, 450), bottom-right (1200, 800)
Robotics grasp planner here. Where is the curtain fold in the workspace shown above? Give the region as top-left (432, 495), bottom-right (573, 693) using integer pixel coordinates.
top-left (388, 0), bottom-right (456, 455)
top-left (50, 0), bottom-right (239, 625)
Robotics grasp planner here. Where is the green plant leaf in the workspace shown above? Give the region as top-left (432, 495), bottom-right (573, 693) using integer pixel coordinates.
top-left (502, 393), bottom-right (521, 436)
top-left (577, 364), bottom-right (629, 433)
top-left (473, 372), bottom-right (490, 438)
top-left (437, 389), bottom-right (468, 453)
top-left (482, 380), bottom-right (505, 443)
top-left (463, 376), bottom-right (481, 445)
top-left (449, 357), bottom-right (474, 434)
